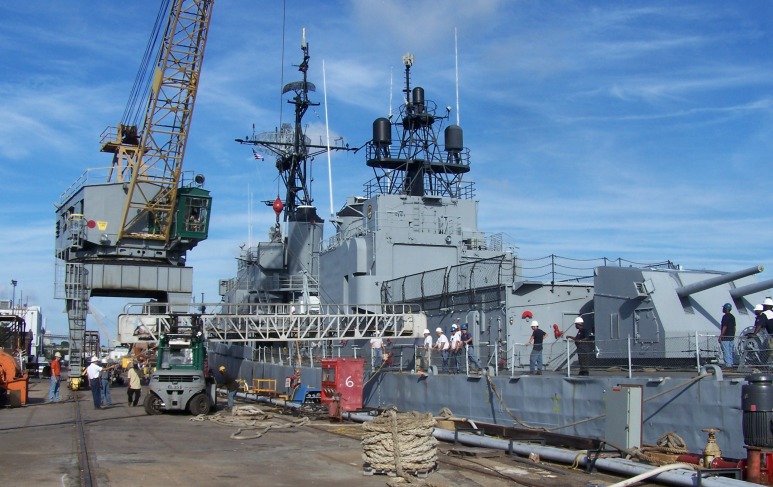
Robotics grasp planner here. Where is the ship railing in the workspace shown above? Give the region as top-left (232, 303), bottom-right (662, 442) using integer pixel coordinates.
top-left (322, 225), bottom-right (370, 252)
top-left (362, 172), bottom-right (475, 200)
top-left (499, 332), bottom-right (739, 377)
top-left (383, 255), bottom-right (676, 306)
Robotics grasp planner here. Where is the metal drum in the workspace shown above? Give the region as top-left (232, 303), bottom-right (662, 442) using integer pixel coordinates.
top-left (742, 374), bottom-right (773, 447)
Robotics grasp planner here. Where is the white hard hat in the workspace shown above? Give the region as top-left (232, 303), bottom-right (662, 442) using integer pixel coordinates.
top-left (531, 320), bottom-right (539, 328)
top-left (451, 324), bottom-right (458, 329)
top-left (574, 317), bottom-right (584, 324)
top-left (765, 298), bottom-right (773, 307)
top-left (54, 352), bottom-right (62, 357)
top-left (755, 304), bottom-right (764, 311)
top-left (101, 358), bottom-right (108, 365)
top-left (423, 328), bottom-right (430, 334)
top-left (91, 356), bottom-right (99, 362)
top-left (435, 327), bottom-right (443, 333)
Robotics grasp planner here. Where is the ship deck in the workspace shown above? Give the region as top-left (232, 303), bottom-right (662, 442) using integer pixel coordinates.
top-left (1, 375), bottom-right (663, 486)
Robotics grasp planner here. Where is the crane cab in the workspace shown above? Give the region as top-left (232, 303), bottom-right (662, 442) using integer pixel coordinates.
top-left (173, 187), bottom-right (211, 241)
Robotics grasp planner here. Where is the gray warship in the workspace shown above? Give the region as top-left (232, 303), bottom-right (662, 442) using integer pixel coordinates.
top-left (199, 39), bottom-right (773, 460)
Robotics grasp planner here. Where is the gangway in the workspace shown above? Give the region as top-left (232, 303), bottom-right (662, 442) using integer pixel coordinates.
top-left (117, 303), bottom-right (425, 343)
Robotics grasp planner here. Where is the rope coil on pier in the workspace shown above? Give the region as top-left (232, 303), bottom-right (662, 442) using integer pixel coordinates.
top-left (362, 410), bottom-right (438, 476)
top-left (190, 405), bottom-right (310, 440)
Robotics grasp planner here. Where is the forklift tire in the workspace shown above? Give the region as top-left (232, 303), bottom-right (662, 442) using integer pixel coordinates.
top-left (188, 393), bottom-right (211, 416)
top-left (144, 393), bottom-right (164, 415)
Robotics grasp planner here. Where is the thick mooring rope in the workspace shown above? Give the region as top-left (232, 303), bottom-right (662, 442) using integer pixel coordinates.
top-left (190, 404), bottom-right (310, 440)
top-left (362, 410), bottom-right (438, 476)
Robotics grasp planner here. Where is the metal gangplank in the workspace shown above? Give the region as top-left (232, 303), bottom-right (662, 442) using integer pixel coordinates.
top-left (117, 302), bottom-right (426, 344)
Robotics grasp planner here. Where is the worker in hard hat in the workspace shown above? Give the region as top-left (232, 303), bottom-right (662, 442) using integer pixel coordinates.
top-left (99, 358), bottom-right (113, 407)
top-left (756, 299), bottom-right (773, 362)
top-left (217, 365), bottom-right (239, 410)
top-left (449, 324), bottom-right (462, 374)
top-left (460, 323), bottom-right (483, 373)
top-left (126, 361), bottom-right (142, 407)
top-left (47, 351), bottom-right (63, 403)
top-left (719, 303), bottom-right (736, 368)
top-left (752, 304), bottom-right (766, 336)
top-left (433, 327), bottom-right (450, 373)
top-left (568, 317), bottom-right (592, 376)
top-left (526, 321), bottom-right (547, 375)
top-left (417, 328), bottom-right (433, 374)
top-left (84, 356), bottom-right (103, 409)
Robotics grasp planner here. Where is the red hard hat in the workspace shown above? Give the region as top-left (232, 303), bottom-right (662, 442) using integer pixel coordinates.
top-left (521, 310), bottom-right (533, 319)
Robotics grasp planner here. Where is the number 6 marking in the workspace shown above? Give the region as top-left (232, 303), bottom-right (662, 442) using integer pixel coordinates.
top-left (345, 376), bottom-right (354, 387)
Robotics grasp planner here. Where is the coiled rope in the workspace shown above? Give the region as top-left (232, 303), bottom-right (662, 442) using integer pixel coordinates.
top-left (190, 404), bottom-right (310, 440)
top-left (362, 409), bottom-right (438, 479)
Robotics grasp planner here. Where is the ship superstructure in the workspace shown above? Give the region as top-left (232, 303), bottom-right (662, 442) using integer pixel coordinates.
top-left (207, 47), bottom-right (773, 459)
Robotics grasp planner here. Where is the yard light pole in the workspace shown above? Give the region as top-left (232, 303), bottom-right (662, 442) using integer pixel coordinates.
top-left (10, 280), bottom-right (17, 311)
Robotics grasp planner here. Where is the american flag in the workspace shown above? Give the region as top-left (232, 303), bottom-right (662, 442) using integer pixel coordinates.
top-left (253, 151), bottom-right (264, 160)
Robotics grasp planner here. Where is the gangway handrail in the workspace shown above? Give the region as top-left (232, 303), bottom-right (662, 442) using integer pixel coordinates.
top-left (117, 302), bottom-right (426, 343)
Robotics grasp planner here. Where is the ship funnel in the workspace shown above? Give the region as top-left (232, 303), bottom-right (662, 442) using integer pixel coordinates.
top-left (729, 278), bottom-right (773, 300)
top-left (676, 265), bottom-right (765, 298)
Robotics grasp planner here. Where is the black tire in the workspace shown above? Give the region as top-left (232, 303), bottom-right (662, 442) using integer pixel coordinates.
top-left (144, 393), bottom-right (164, 415)
top-left (188, 393), bottom-right (211, 416)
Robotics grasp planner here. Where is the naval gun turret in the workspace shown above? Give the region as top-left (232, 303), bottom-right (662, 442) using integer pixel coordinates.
top-left (591, 265), bottom-right (772, 365)
top-left (676, 265), bottom-right (764, 298)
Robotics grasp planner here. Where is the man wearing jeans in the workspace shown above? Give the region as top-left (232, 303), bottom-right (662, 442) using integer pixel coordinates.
top-left (48, 352), bottom-right (62, 402)
top-left (460, 323), bottom-right (483, 372)
top-left (719, 303), bottom-right (736, 367)
top-left (85, 356), bottom-right (102, 409)
top-left (527, 321), bottom-right (547, 375)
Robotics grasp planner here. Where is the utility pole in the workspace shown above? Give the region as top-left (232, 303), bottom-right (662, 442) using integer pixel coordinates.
top-left (10, 279), bottom-right (17, 311)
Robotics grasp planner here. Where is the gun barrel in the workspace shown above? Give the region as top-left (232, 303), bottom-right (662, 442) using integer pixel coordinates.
top-left (729, 278), bottom-right (773, 300)
top-left (676, 265), bottom-right (764, 298)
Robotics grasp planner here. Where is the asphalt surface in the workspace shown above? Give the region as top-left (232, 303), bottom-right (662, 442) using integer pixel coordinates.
top-left (1, 375), bottom-right (643, 486)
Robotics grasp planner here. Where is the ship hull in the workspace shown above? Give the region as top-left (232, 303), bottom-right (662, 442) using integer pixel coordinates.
top-left (210, 342), bottom-right (746, 459)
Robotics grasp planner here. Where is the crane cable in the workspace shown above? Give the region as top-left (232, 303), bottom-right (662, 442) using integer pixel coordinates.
top-left (121, 0), bottom-right (171, 128)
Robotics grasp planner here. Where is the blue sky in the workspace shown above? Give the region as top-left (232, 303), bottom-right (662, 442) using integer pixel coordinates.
top-left (1, 1), bottom-right (772, 339)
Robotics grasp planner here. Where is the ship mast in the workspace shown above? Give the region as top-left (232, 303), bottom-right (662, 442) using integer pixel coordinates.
top-left (234, 30), bottom-right (354, 300)
top-left (236, 30), bottom-right (353, 225)
top-left (365, 53), bottom-right (472, 199)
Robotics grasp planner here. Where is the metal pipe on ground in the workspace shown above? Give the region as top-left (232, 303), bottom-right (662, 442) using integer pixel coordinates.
top-left (342, 411), bottom-right (750, 487)
top-left (231, 396), bottom-right (750, 487)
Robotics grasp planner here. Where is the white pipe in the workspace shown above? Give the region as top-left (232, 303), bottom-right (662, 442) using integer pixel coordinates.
top-left (606, 463), bottom-right (695, 487)
top-left (341, 411), bottom-right (746, 487)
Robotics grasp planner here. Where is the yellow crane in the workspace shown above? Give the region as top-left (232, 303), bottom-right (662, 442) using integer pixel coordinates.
top-left (101, 0), bottom-right (214, 244)
top-left (55, 0), bottom-right (214, 371)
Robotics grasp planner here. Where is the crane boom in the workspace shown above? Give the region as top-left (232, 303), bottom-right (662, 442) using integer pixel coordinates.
top-left (102, 0), bottom-right (214, 244)
top-left (55, 0), bottom-right (214, 372)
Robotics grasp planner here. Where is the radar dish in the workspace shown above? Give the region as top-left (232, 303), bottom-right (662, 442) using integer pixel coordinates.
top-left (282, 81), bottom-right (316, 94)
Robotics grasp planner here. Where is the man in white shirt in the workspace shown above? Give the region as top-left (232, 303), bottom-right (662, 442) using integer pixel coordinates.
top-left (434, 327), bottom-right (450, 373)
top-left (449, 324), bottom-right (462, 374)
top-left (370, 335), bottom-right (385, 367)
top-left (85, 356), bottom-right (103, 409)
top-left (418, 329), bottom-right (432, 374)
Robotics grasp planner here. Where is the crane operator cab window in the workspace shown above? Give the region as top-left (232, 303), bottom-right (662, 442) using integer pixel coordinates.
top-left (174, 187), bottom-right (211, 239)
top-left (185, 203), bottom-right (206, 233)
